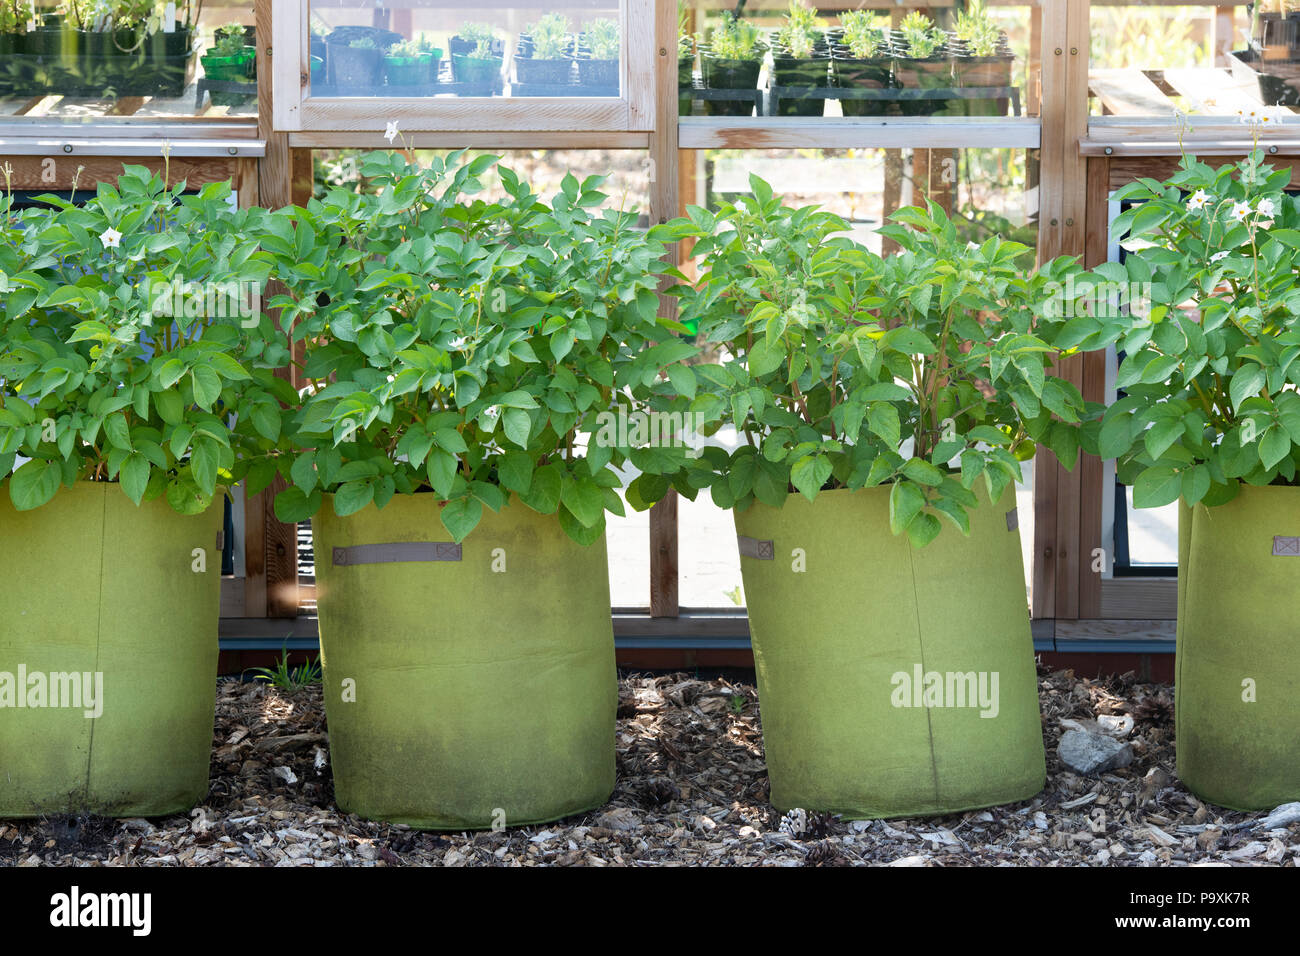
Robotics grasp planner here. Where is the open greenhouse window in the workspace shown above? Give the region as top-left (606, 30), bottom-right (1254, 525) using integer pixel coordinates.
top-left (677, 145), bottom-right (1040, 610)
top-left (1087, 3), bottom-right (1300, 127)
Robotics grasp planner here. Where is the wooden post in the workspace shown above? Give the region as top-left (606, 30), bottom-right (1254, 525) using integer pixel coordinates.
top-left (649, 0), bottom-right (680, 618)
top-left (1033, 0), bottom-right (1090, 621)
top-left (1078, 155), bottom-right (1111, 620)
top-left (257, 0), bottom-right (303, 618)
top-left (1212, 6), bottom-right (1237, 67)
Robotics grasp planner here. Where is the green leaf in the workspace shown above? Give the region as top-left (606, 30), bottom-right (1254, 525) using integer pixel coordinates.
top-left (334, 479), bottom-right (375, 517)
top-left (888, 480), bottom-right (925, 536)
top-left (521, 464), bottom-right (563, 514)
top-left (274, 486), bottom-right (321, 523)
top-left (440, 496), bottom-right (483, 542)
top-left (120, 453), bottom-right (150, 505)
top-left (427, 449), bottom-right (458, 498)
top-left (902, 457), bottom-right (945, 486)
top-left (1132, 465), bottom-right (1182, 509)
top-left (1259, 426), bottom-right (1291, 471)
top-left (561, 476), bottom-right (605, 528)
top-left (1229, 366), bottom-right (1266, 412)
top-left (8, 459), bottom-right (62, 511)
top-left (790, 455), bottom-right (832, 502)
top-left (191, 365), bottom-right (222, 410)
top-left (502, 407), bottom-right (532, 448)
top-left (499, 451), bottom-right (533, 494)
top-left (906, 512), bottom-right (942, 549)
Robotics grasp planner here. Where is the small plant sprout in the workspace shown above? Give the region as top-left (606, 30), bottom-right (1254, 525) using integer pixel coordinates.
top-left (528, 13), bottom-right (573, 60)
top-left (584, 18), bottom-right (619, 60)
top-left (955, 1), bottom-right (1002, 56)
top-left (211, 22), bottom-right (247, 57)
top-left (778, 0), bottom-right (823, 56)
top-left (840, 10), bottom-right (885, 59)
top-left (386, 38), bottom-right (425, 58)
top-left (899, 11), bottom-right (944, 58)
top-left (460, 22), bottom-right (498, 59)
top-left (710, 14), bottom-right (762, 60)
top-left (247, 647), bottom-right (323, 692)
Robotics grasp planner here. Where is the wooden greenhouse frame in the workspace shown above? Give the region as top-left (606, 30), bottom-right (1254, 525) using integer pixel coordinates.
top-left (0, 0), bottom-right (1284, 670)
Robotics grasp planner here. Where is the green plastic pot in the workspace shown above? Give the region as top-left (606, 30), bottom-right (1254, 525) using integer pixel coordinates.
top-left (384, 53), bottom-right (431, 88)
top-left (201, 50), bottom-right (254, 105)
top-left (0, 482), bottom-right (222, 818)
top-left (1176, 486), bottom-right (1300, 810)
top-left (451, 53), bottom-right (502, 89)
top-left (736, 484), bottom-right (1044, 818)
top-left (312, 495), bottom-right (617, 829)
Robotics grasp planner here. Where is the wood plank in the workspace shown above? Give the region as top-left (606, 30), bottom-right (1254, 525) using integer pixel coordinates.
top-left (0, 96), bottom-right (44, 117)
top-left (219, 576), bottom-right (246, 619)
top-left (259, 0), bottom-right (300, 619)
top-left (1212, 5), bottom-right (1238, 68)
top-left (1099, 577), bottom-right (1177, 620)
top-left (678, 117), bottom-right (1042, 151)
top-left (1161, 67), bottom-right (1263, 116)
top-left (290, 130), bottom-right (650, 149)
top-left (1079, 154), bottom-right (1111, 620)
top-left (0, 137), bottom-right (262, 157)
top-left (1033, 0), bottom-right (1069, 619)
top-left (1088, 68), bottom-right (1176, 116)
top-left (0, 154), bottom-right (235, 189)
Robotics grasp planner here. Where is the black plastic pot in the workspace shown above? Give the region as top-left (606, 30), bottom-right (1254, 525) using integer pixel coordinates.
top-left (770, 47), bottom-right (831, 117)
top-left (832, 52), bottom-right (892, 117)
top-left (516, 55), bottom-right (573, 86)
top-left (951, 52), bottom-right (1013, 116)
top-left (700, 52), bottom-right (762, 117)
top-left (893, 53), bottom-right (954, 116)
top-left (327, 42), bottom-right (383, 91)
top-left (678, 51), bottom-right (694, 115)
top-left (577, 57), bottom-right (618, 89)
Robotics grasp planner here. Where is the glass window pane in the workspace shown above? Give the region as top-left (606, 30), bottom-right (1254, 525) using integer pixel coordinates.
top-left (1, 3), bottom-right (258, 122)
top-left (679, 2), bottom-right (1038, 121)
top-left (1087, 3), bottom-right (1288, 123)
top-left (308, 2), bottom-right (622, 99)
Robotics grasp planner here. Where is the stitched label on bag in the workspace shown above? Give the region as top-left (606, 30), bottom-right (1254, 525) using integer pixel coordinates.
top-left (737, 535), bottom-right (774, 560)
top-left (1273, 536), bottom-right (1300, 556)
top-left (332, 542), bottom-right (463, 566)
top-left (1006, 508), bottom-right (1018, 532)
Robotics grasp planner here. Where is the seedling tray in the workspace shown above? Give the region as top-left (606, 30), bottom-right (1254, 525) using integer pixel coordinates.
top-left (770, 83), bottom-right (1021, 117)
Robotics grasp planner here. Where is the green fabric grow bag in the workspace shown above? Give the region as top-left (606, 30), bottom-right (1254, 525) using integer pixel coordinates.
top-left (736, 484), bottom-right (1044, 818)
top-left (312, 495), bottom-right (617, 830)
top-left (0, 482), bottom-right (222, 818)
top-left (1176, 486), bottom-right (1300, 810)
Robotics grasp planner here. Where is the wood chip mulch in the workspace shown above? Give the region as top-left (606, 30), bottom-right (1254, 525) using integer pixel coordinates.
top-left (2, 663), bottom-right (1296, 866)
